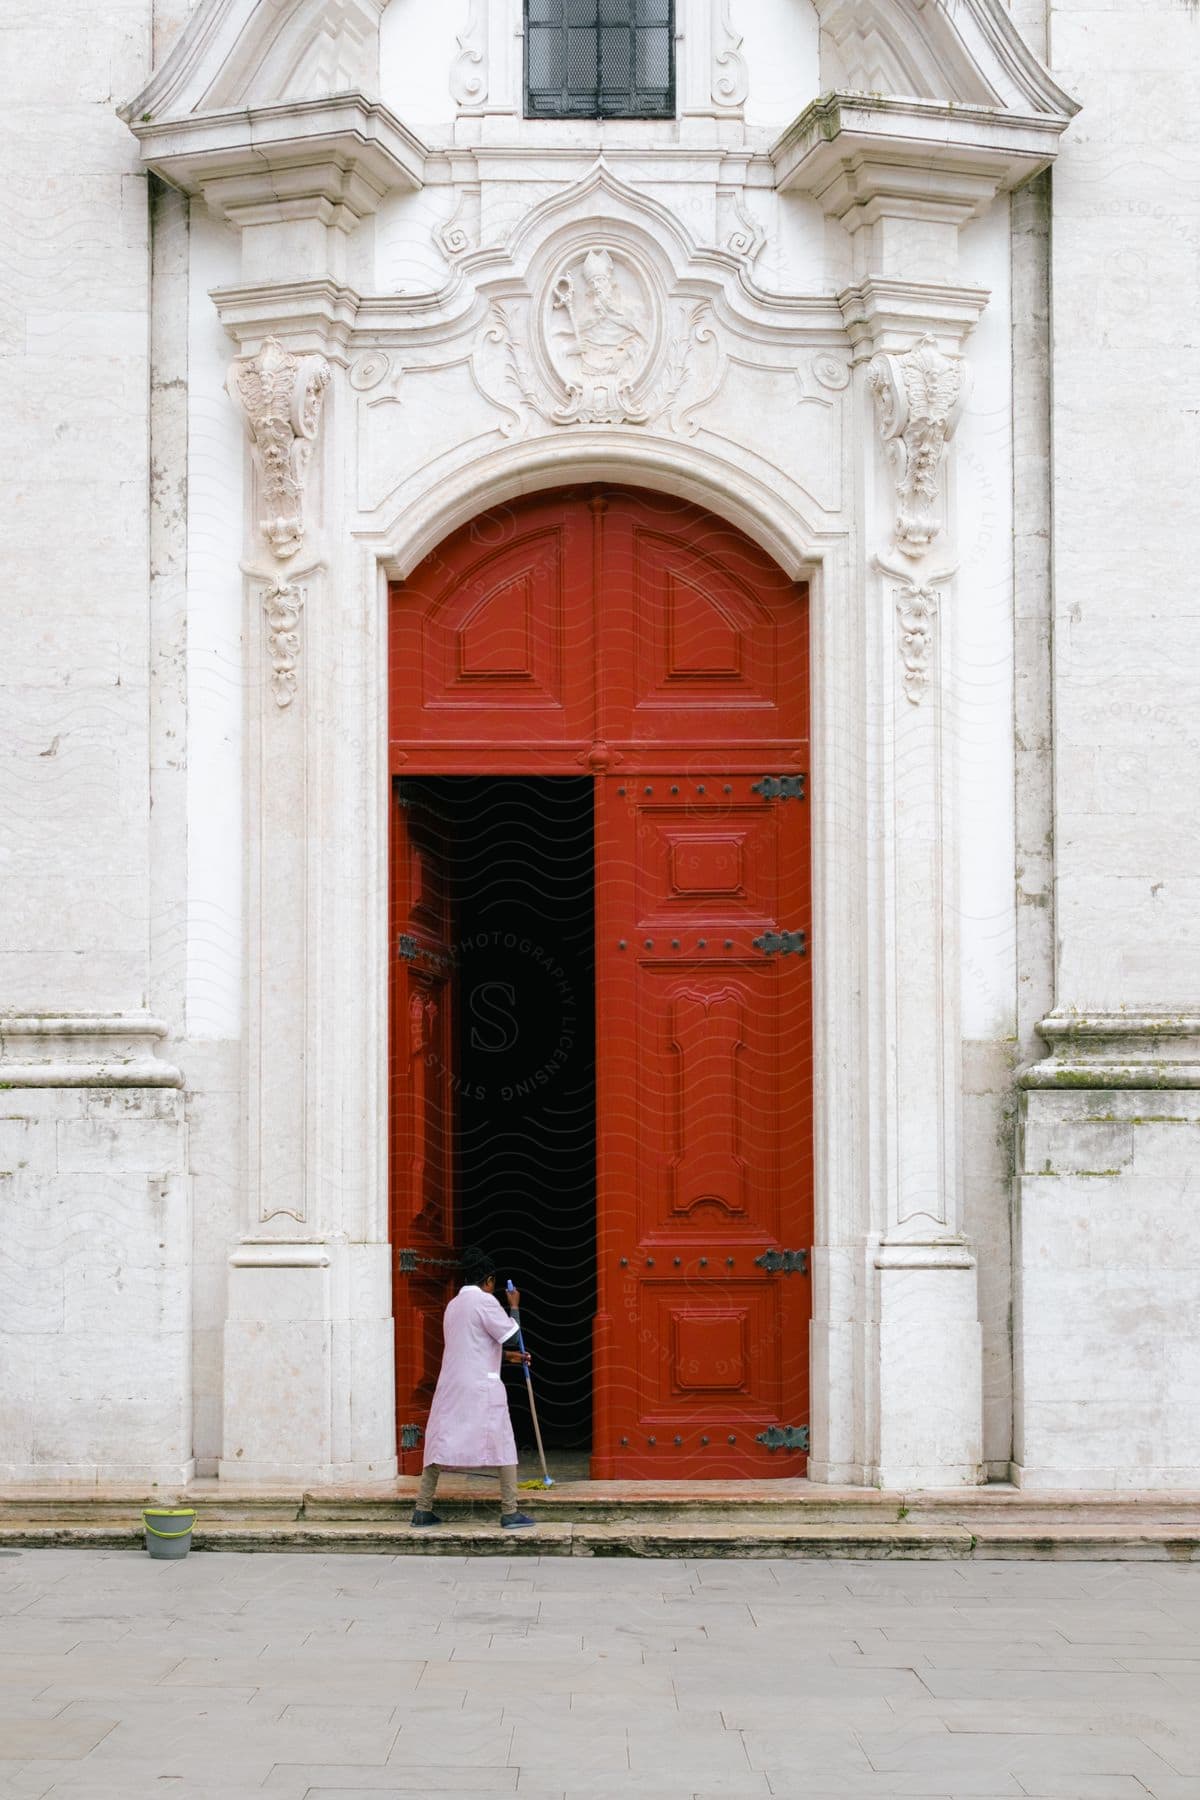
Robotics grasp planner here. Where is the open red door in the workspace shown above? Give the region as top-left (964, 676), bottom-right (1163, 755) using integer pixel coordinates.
top-left (592, 772), bottom-right (812, 1478)
top-left (389, 781), bottom-right (459, 1472)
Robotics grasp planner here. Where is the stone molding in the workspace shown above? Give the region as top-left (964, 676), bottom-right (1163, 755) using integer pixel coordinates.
top-left (229, 1240), bottom-right (332, 1268)
top-left (227, 337), bottom-right (330, 561)
top-left (775, 94), bottom-right (1072, 287)
top-left (128, 95), bottom-right (426, 230)
top-left (1021, 1012), bottom-right (1200, 1089)
top-left (0, 1015), bottom-right (183, 1088)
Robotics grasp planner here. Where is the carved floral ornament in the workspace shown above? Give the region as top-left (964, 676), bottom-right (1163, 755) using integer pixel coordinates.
top-left (894, 583), bottom-right (939, 705)
top-left (866, 334), bottom-right (966, 559)
top-left (261, 580), bottom-right (305, 708)
top-left (227, 337), bottom-right (331, 561)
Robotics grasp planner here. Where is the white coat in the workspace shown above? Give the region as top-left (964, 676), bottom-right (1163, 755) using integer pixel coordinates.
top-left (422, 1283), bottom-right (519, 1469)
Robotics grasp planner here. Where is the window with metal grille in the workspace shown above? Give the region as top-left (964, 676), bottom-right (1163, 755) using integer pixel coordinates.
top-left (525, 0), bottom-right (675, 120)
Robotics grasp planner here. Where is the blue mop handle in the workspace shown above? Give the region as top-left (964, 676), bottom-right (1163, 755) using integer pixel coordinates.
top-left (506, 1281), bottom-right (533, 1384)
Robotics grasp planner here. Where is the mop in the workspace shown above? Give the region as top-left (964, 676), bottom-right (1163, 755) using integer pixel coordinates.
top-left (506, 1280), bottom-right (555, 1488)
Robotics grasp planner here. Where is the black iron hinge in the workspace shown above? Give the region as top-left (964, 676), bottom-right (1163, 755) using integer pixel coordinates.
top-left (751, 775), bottom-right (806, 802)
top-left (753, 1248), bottom-right (810, 1275)
top-left (753, 929), bottom-right (807, 958)
top-left (397, 1248), bottom-right (463, 1274)
top-left (397, 935), bottom-right (454, 970)
top-left (400, 1424), bottom-right (424, 1450)
top-left (755, 1425), bottom-right (810, 1451)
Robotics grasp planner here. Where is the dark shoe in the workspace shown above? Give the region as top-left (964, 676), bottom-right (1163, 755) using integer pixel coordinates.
top-left (500, 1511), bottom-right (536, 1529)
top-left (410, 1509), bottom-right (443, 1527)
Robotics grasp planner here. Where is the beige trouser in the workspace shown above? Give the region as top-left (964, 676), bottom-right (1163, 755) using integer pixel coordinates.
top-left (417, 1463), bottom-right (518, 1515)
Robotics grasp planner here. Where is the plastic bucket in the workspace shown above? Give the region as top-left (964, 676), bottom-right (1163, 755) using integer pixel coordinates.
top-left (143, 1507), bottom-right (196, 1560)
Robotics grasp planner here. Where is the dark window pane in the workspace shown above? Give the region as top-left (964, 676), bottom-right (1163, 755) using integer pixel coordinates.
top-left (565, 0), bottom-right (596, 25)
top-left (599, 25), bottom-right (631, 88)
top-left (528, 27), bottom-right (563, 88)
top-left (566, 25), bottom-right (598, 88)
top-left (637, 0), bottom-right (670, 19)
top-left (528, 0), bottom-right (560, 21)
top-left (636, 26), bottom-right (670, 87)
top-left (598, 0), bottom-right (628, 22)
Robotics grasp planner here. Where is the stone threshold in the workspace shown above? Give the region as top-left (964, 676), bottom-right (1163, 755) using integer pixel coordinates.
top-left (2, 1480), bottom-right (1199, 1558)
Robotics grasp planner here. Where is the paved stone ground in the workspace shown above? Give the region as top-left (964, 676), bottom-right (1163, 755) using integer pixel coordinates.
top-left (2, 1550), bottom-right (1200, 1799)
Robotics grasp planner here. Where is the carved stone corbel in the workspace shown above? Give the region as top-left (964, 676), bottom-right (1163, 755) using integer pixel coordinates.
top-left (866, 334), bottom-right (966, 557)
top-left (228, 337), bottom-right (331, 561)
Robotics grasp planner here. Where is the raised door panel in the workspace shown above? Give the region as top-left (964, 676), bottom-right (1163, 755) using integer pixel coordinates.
top-left (390, 785), bottom-right (459, 1471)
top-left (593, 773), bottom-right (812, 1479)
top-left (390, 498), bottom-right (595, 770)
top-left (596, 492), bottom-right (808, 759)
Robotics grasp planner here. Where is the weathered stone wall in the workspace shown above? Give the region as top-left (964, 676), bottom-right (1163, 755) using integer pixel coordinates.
top-left (1011, 0), bottom-right (1200, 1489)
top-left (0, 0), bottom-right (194, 1483)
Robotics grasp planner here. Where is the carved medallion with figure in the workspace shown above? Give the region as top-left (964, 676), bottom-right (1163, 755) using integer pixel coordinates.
top-left (545, 245), bottom-right (656, 424)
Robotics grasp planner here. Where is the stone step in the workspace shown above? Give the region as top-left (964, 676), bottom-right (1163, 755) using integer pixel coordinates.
top-left (3, 1512), bottom-right (1200, 1559)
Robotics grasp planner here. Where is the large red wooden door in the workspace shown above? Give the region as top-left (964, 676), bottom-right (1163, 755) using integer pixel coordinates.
top-left (390, 487), bottom-right (811, 1479)
top-left (592, 775), bottom-right (811, 1477)
top-left (389, 783), bottom-right (460, 1471)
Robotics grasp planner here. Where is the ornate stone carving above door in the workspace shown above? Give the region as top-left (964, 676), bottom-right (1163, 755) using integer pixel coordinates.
top-left (867, 334), bottom-right (966, 558)
top-left (544, 245), bottom-right (657, 425)
top-left (227, 337), bottom-right (330, 561)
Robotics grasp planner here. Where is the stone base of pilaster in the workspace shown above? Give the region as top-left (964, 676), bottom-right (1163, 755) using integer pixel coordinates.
top-left (218, 1242), bottom-right (397, 1485)
top-left (874, 1244), bottom-right (984, 1488)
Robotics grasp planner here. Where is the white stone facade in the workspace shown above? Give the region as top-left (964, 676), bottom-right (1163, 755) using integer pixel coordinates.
top-left (1, 0), bottom-right (1196, 1492)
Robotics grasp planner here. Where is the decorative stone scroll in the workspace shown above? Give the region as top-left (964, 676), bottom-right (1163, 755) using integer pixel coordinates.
top-left (867, 334), bottom-right (965, 557)
top-left (712, 0), bottom-right (749, 108)
top-left (228, 337), bottom-right (331, 561)
top-left (449, 0), bottom-right (487, 106)
top-left (262, 580), bottom-right (306, 708)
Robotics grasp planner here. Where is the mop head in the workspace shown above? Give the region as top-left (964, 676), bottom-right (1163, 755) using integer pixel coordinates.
top-left (519, 1476), bottom-right (555, 1489)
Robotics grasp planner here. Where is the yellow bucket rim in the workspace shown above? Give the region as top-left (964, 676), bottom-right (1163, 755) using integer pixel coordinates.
top-left (143, 1507), bottom-right (196, 1538)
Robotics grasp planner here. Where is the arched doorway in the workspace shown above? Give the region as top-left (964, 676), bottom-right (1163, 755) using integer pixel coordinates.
top-left (389, 486), bottom-right (813, 1479)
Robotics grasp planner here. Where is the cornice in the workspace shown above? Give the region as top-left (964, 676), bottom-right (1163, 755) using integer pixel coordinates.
top-left (212, 276), bottom-right (362, 354)
top-left (1021, 1011), bottom-right (1200, 1090)
top-left (838, 276), bottom-right (989, 358)
top-left (772, 93), bottom-right (1071, 201)
top-left (130, 94), bottom-right (427, 221)
top-left (0, 1014), bottom-right (183, 1088)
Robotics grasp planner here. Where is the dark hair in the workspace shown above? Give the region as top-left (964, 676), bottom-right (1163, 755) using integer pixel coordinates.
top-left (459, 1245), bottom-right (497, 1287)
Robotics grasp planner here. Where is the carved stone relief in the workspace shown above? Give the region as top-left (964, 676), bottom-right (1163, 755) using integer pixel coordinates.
top-left (712, 0), bottom-right (749, 109)
top-left (894, 582), bottom-right (939, 704)
top-left (866, 333), bottom-right (965, 558)
top-left (724, 194), bottom-right (766, 266)
top-left (262, 580), bottom-right (306, 708)
top-left (228, 337), bottom-right (330, 561)
top-left (473, 261), bottom-right (724, 441)
top-left (545, 246), bottom-right (656, 425)
top-left (449, 0), bottom-right (487, 107)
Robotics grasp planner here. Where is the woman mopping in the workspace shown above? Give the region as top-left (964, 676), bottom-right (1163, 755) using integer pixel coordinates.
top-left (411, 1246), bottom-right (537, 1530)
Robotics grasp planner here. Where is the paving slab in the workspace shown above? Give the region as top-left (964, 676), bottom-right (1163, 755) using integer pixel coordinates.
top-left (3, 1551), bottom-right (1200, 1798)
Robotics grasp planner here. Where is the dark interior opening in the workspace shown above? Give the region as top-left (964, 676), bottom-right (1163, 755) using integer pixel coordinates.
top-left (415, 776), bottom-right (596, 1451)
